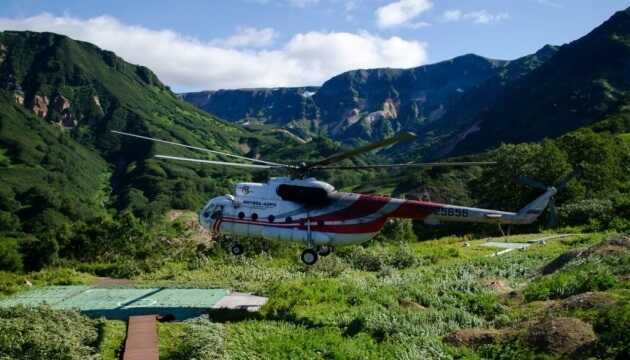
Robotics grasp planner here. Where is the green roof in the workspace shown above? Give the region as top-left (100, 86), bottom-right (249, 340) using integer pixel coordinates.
top-left (0, 286), bottom-right (229, 320)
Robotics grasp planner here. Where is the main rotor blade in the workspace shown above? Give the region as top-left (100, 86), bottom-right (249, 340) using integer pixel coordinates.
top-left (155, 155), bottom-right (281, 169)
top-left (307, 131), bottom-right (417, 168)
top-left (111, 130), bottom-right (286, 167)
top-left (313, 161), bottom-right (497, 170)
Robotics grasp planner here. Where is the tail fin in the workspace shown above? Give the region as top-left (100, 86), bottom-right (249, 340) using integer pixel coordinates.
top-left (515, 187), bottom-right (557, 224)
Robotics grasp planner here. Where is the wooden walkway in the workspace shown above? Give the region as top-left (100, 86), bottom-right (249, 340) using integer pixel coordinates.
top-left (123, 315), bottom-right (159, 360)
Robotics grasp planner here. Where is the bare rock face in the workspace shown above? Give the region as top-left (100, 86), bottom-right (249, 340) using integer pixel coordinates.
top-left (14, 92), bottom-right (24, 105)
top-left (364, 99), bottom-right (399, 125)
top-left (0, 43), bottom-right (6, 65)
top-left (32, 95), bottom-right (50, 118)
top-left (524, 317), bottom-right (597, 356)
top-left (52, 95), bottom-right (77, 128)
top-left (93, 95), bottom-right (103, 112)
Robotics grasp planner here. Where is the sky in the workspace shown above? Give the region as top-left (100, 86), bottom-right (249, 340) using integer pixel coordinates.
top-left (0, 0), bottom-right (627, 92)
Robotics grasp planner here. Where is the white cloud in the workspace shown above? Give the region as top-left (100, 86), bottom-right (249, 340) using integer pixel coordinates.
top-left (441, 9), bottom-right (509, 24)
top-left (213, 27), bottom-right (277, 48)
top-left (0, 13), bottom-right (428, 90)
top-left (375, 0), bottom-right (433, 28)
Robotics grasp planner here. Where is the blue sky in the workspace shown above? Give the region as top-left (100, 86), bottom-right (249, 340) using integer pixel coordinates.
top-left (0, 0), bottom-right (627, 91)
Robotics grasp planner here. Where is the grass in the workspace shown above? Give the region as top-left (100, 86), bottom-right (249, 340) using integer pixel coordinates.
top-left (0, 268), bottom-right (94, 297)
top-left (0, 232), bottom-right (627, 359)
top-left (97, 320), bottom-right (126, 360)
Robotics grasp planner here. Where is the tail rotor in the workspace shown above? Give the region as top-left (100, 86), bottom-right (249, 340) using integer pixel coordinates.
top-left (516, 168), bottom-right (580, 227)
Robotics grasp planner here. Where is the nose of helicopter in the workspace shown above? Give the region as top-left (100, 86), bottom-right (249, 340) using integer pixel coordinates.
top-left (199, 200), bottom-right (215, 229)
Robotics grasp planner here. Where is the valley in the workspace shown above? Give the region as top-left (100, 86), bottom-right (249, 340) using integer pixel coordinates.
top-left (0, 4), bottom-right (629, 360)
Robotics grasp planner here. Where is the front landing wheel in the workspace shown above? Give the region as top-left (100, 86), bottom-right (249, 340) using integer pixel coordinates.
top-left (300, 249), bottom-right (318, 265)
top-left (231, 243), bottom-right (244, 256)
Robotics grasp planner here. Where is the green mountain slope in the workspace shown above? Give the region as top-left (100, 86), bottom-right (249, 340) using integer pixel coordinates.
top-left (0, 31), bottom-right (310, 234)
top-left (444, 7), bottom-right (630, 156)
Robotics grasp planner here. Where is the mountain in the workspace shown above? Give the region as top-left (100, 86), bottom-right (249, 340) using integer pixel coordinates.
top-left (441, 7), bottom-right (630, 156)
top-left (183, 54), bottom-right (512, 143)
top-left (0, 31), bottom-right (307, 235)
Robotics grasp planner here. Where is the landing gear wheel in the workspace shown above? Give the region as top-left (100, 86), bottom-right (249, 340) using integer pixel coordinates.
top-left (300, 249), bottom-right (318, 265)
top-left (230, 243), bottom-right (244, 256)
top-left (318, 246), bottom-right (332, 257)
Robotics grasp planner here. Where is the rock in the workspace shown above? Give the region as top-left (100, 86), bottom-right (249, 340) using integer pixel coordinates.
top-left (55, 94), bottom-right (71, 111)
top-left (32, 95), bottom-right (50, 118)
top-left (52, 95), bottom-right (77, 128)
top-left (588, 236), bottom-right (630, 256)
top-left (560, 292), bottom-right (616, 310)
top-left (482, 278), bottom-right (513, 294)
top-left (398, 299), bottom-right (426, 311)
top-left (24, 280), bottom-right (32, 287)
top-left (14, 92), bottom-right (24, 105)
top-left (523, 317), bottom-right (597, 355)
top-left (0, 43), bottom-right (6, 64)
top-left (444, 328), bottom-right (509, 348)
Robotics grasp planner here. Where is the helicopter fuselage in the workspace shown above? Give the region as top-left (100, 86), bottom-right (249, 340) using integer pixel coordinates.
top-left (199, 177), bottom-right (549, 247)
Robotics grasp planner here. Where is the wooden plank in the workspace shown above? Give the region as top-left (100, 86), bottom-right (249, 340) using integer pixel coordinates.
top-left (123, 315), bottom-right (159, 360)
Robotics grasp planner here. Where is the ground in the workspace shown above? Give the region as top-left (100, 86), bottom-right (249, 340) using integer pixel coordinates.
top-left (0, 231), bottom-right (628, 359)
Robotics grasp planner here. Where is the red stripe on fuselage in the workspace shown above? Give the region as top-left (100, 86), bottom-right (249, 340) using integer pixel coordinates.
top-left (388, 199), bottom-right (442, 219)
top-left (310, 194), bottom-right (390, 222)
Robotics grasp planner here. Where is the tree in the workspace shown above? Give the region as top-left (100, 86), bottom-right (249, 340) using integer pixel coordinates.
top-left (20, 235), bottom-right (59, 271)
top-left (472, 141), bottom-right (572, 211)
top-left (0, 237), bottom-right (23, 272)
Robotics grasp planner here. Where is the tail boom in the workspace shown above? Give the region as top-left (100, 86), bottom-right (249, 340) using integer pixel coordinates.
top-left (387, 188), bottom-right (556, 226)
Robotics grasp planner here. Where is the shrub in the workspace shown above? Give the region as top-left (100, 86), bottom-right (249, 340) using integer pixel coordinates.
top-left (0, 306), bottom-right (99, 360)
top-left (0, 211), bottom-right (20, 233)
top-left (461, 292), bottom-right (506, 321)
top-left (388, 246), bottom-right (417, 269)
top-left (19, 235), bottom-right (59, 271)
top-left (0, 238), bottom-right (23, 272)
top-left (593, 301), bottom-right (630, 359)
top-left (523, 264), bottom-right (619, 302)
top-left (557, 199), bottom-right (614, 227)
top-left (169, 319), bottom-right (225, 360)
top-left (347, 247), bottom-right (386, 272)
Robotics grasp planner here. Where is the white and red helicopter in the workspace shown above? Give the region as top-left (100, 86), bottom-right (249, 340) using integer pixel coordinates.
top-left (113, 130), bottom-right (561, 265)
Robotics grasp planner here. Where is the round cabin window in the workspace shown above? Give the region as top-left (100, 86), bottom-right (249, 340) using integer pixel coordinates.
top-left (285, 216), bottom-right (293, 223)
top-left (268, 215), bottom-right (275, 223)
top-left (238, 212), bottom-right (245, 219)
top-left (251, 213), bottom-right (258, 221)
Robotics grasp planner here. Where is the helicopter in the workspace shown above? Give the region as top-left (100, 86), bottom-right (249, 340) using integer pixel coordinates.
top-left (112, 130), bottom-right (561, 265)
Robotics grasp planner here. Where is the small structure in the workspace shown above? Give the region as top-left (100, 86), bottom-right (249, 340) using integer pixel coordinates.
top-left (0, 286), bottom-right (266, 320)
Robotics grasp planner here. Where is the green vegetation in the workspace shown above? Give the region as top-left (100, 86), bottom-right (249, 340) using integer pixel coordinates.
top-left (96, 320), bottom-right (126, 360)
top-left (0, 232), bottom-right (628, 359)
top-left (0, 306), bottom-right (100, 359)
top-left (0, 11), bottom-right (629, 358)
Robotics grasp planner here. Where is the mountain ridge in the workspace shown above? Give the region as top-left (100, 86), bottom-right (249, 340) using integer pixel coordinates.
top-left (182, 53), bottom-right (513, 144)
